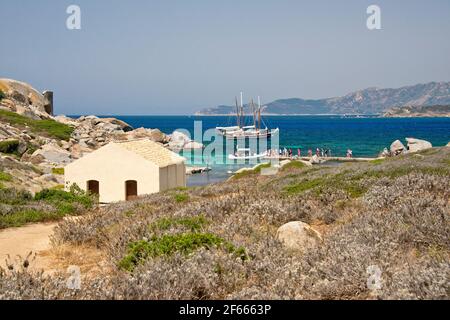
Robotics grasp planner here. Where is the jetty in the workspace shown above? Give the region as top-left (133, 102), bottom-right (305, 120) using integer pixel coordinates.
top-left (265, 156), bottom-right (382, 163)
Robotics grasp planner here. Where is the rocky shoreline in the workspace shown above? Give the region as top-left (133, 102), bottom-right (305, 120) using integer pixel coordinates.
top-left (0, 79), bottom-right (203, 193)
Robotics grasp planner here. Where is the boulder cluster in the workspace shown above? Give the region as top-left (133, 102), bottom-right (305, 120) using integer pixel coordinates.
top-left (384, 137), bottom-right (434, 157)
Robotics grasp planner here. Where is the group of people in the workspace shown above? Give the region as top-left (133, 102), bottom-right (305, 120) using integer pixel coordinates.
top-left (266, 147), bottom-right (334, 159)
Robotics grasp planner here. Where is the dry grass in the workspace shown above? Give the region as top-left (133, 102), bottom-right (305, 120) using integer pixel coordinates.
top-left (1, 147), bottom-right (449, 300)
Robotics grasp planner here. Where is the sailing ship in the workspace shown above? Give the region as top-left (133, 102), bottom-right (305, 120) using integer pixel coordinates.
top-left (216, 92), bottom-right (279, 139)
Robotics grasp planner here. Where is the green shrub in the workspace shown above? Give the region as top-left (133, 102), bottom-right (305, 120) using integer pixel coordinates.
top-left (284, 178), bottom-right (325, 195)
top-left (0, 187), bottom-right (32, 205)
top-left (31, 119), bottom-right (73, 141)
top-left (0, 171), bottom-right (13, 182)
top-left (34, 188), bottom-right (94, 209)
top-left (369, 158), bottom-right (385, 165)
top-left (232, 162), bottom-right (271, 179)
top-left (174, 193), bottom-right (189, 203)
top-left (281, 160), bottom-right (306, 171)
top-left (0, 90), bottom-right (5, 101)
top-left (0, 110), bottom-right (73, 141)
top-left (119, 232), bottom-right (247, 271)
top-left (51, 168), bottom-right (64, 175)
top-left (0, 209), bottom-right (66, 229)
top-left (0, 140), bottom-right (20, 155)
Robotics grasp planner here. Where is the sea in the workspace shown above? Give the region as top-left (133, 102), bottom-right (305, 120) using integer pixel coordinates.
top-left (91, 115), bottom-right (450, 186)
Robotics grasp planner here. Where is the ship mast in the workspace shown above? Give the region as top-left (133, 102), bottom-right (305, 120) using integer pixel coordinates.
top-left (239, 92), bottom-right (244, 128)
top-left (251, 99), bottom-right (256, 128)
top-left (235, 96), bottom-right (240, 128)
top-left (258, 96), bottom-right (262, 131)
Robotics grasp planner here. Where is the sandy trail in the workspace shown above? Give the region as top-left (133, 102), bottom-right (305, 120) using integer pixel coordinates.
top-left (0, 222), bottom-right (56, 270)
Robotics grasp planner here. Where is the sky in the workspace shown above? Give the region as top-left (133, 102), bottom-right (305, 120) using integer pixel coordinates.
top-left (1, 0), bottom-right (450, 115)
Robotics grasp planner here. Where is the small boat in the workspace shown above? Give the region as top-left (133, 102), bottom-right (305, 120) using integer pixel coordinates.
top-left (228, 147), bottom-right (267, 160)
top-left (216, 93), bottom-right (279, 139)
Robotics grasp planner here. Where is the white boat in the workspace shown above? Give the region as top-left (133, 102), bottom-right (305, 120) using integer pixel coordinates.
top-left (216, 93), bottom-right (279, 139)
top-left (228, 147), bottom-right (267, 160)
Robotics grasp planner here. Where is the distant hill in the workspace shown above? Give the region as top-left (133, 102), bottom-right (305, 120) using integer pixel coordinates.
top-left (383, 105), bottom-right (450, 117)
top-left (196, 82), bottom-right (450, 115)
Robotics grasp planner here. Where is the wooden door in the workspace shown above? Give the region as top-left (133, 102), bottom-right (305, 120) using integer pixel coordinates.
top-left (87, 180), bottom-right (99, 195)
top-left (125, 180), bottom-right (138, 201)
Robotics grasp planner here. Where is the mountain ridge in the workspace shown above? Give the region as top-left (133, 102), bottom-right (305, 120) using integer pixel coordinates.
top-left (196, 81), bottom-right (450, 115)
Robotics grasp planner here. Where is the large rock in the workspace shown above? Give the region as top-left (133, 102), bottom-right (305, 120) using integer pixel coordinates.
top-left (406, 138), bottom-right (432, 153)
top-left (168, 130), bottom-right (191, 150)
top-left (390, 140), bottom-right (406, 155)
top-left (31, 143), bottom-right (71, 165)
top-left (70, 143), bottom-right (92, 159)
top-left (54, 115), bottom-right (78, 126)
top-left (309, 155), bottom-right (320, 164)
top-left (0, 78), bottom-right (50, 119)
top-left (183, 141), bottom-right (204, 150)
top-left (276, 221), bottom-right (322, 251)
top-left (101, 118), bottom-right (134, 132)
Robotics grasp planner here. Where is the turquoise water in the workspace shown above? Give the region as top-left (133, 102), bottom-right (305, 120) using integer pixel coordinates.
top-left (97, 115), bottom-right (450, 185)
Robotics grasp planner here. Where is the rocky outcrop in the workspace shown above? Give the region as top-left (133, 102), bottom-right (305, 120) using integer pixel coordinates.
top-left (276, 221), bottom-right (322, 251)
top-left (390, 140), bottom-right (406, 156)
top-left (406, 138), bottom-right (432, 153)
top-left (0, 79), bottom-right (52, 120)
top-left (168, 131), bottom-right (203, 151)
top-left (0, 155), bottom-right (63, 194)
top-left (30, 143), bottom-right (71, 166)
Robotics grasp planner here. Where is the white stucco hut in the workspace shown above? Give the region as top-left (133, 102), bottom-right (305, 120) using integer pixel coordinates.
top-left (64, 139), bottom-right (186, 203)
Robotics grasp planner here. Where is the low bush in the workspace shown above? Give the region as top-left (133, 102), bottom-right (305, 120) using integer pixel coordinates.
top-left (0, 140), bottom-right (20, 155)
top-left (0, 90), bottom-right (5, 101)
top-left (281, 160), bottom-right (306, 171)
top-left (119, 232), bottom-right (246, 271)
top-left (0, 185), bottom-right (95, 229)
top-left (232, 163), bottom-right (271, 179)
top-left (149, 215), bottom-right (208, 232)
top-left (174, 193), bottom-right (189, 203)
top-left (0, 188), bottom-right (32, 205)
top-left (0, 110), bottom-right (73, 141)
top-left (0, 209), bottom-right (65, 229)
top-left (0, 171), bottom-right (13, 182)
top-left (34, 188), bottom-right (94, 209)
top-left (51, 168), bottom-right (64, 175)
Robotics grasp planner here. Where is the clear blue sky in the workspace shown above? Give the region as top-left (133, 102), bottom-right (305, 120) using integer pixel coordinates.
top-left (1, 0), bottom-right (449, 115)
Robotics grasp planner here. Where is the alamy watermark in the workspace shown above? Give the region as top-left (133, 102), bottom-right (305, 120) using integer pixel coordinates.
top-left (66, 265), bottom-right (82, 290)
top-left (366, 265), bottom-right (383, 293)
top-left (367, 5), bottom-right (382, 30)
top-left (66, 5), bottom-right (81, 30)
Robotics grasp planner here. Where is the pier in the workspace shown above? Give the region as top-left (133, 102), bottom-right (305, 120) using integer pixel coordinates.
top-left (265, 156), bottom-right (383, 162)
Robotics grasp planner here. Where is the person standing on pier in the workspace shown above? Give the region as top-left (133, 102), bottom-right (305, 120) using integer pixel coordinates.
top-left (308, 149), bottom-right (313, 157)
top-left (298, 148), bottom-right (301, 158)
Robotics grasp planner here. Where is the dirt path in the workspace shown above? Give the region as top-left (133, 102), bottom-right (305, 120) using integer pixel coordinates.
top-left (0, 222), bottom-right (56, 271)
top-left (0, 222), bottom-right (108, 277)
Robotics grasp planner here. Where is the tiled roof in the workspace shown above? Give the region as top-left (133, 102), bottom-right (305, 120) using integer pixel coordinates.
top-left (115, 139), bottom-right (185, 167)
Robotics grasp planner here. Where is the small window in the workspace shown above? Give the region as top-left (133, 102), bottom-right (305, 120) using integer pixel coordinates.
top-left (125, 180), bottom-right (138, 201)
top-left (87, 180), bottom-right (99, 195)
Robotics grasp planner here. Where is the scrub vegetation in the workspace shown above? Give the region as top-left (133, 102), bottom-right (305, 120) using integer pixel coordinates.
top-left (1, 147), bottom-right (449, 300)
top-left (0, 110), bottom-right (73, 141)
top-left (0, 185), bottom-right (96, 229)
